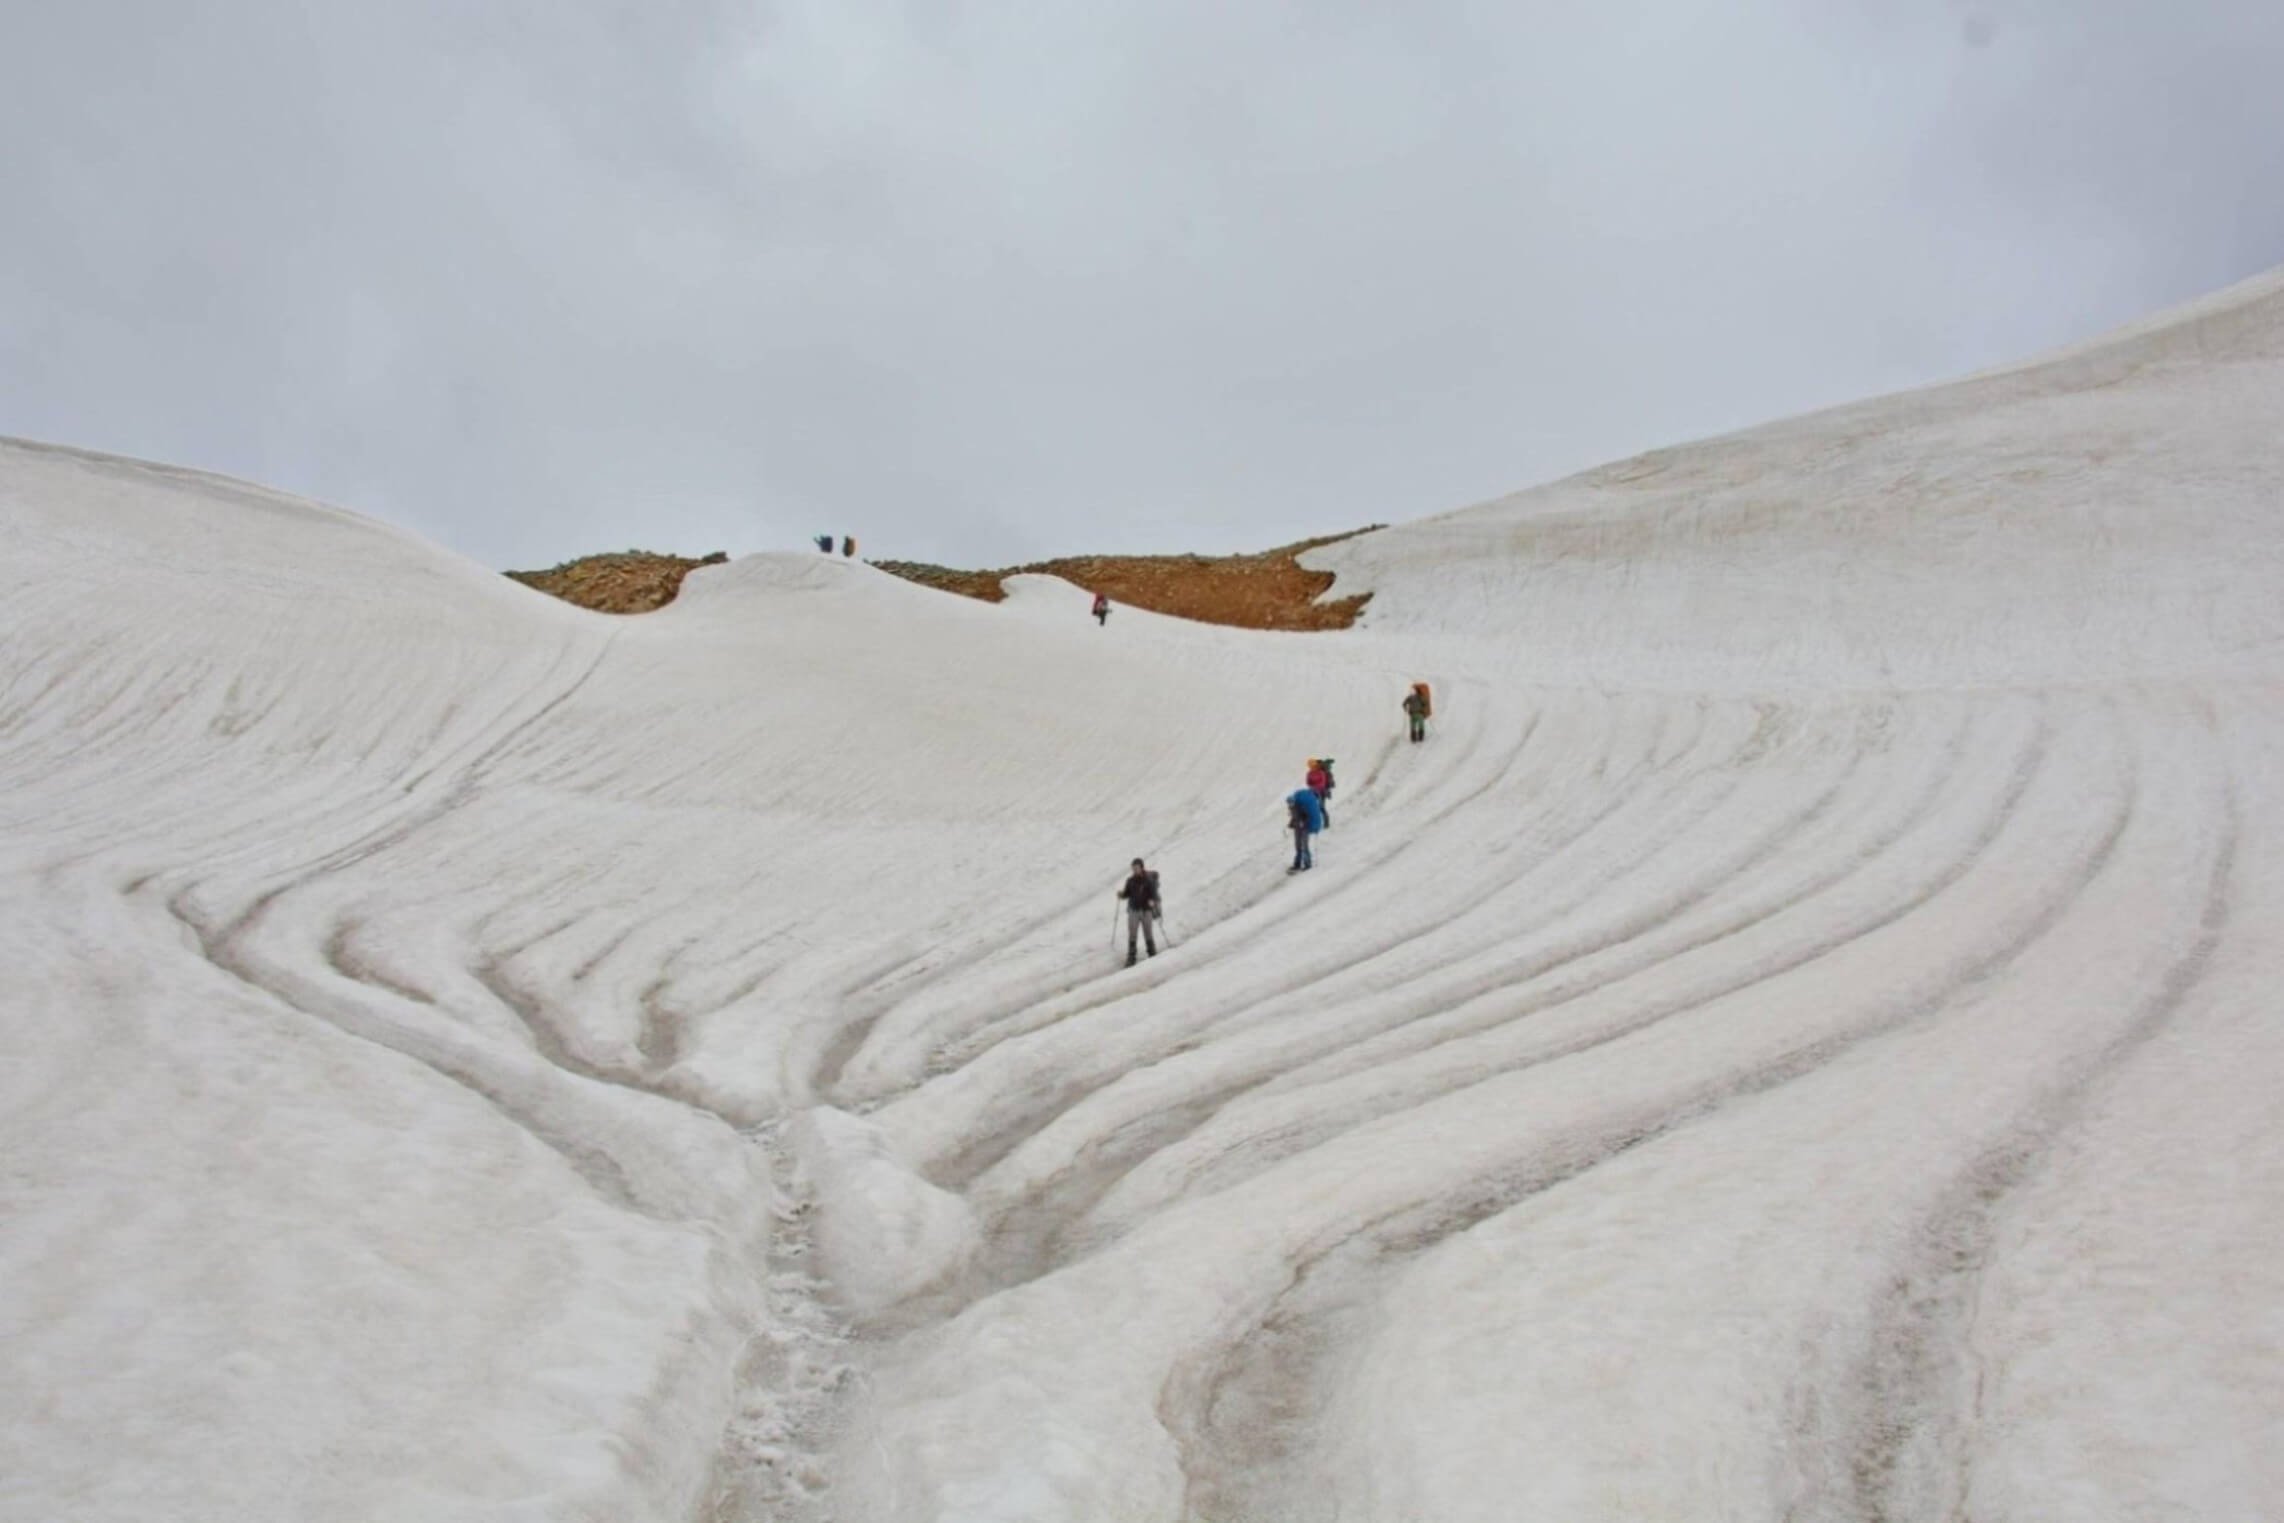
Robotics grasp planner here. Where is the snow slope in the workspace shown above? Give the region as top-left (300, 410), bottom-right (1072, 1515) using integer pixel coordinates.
top-left (5, 267), bottom-right (2283, 1522)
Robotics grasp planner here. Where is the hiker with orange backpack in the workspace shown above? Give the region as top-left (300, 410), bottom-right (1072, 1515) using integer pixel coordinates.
top-left (1306, 759), bottom-right (1332, 828)
top-left (1404, 683), bottom-right (1431, 743)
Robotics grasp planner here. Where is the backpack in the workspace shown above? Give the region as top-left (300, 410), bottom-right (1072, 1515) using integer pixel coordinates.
top-left (1412, 682), bottom-right (1433, 717)
top-left (1289, 789), bottom-right (1323, 832)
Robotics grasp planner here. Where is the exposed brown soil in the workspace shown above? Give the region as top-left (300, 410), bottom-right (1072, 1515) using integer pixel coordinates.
top-left (506, 527), bottom-right (1382, 630)
top-left (505, 550), bottom-right (729, 614)
top-left (875, 527), bottom-right (1382, 632)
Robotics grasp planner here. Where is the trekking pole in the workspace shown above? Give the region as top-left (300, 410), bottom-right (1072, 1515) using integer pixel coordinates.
top-left (1156, 909), bottom-right (1175, 950)
top-left (1110, 899), bottom-right (1123, 956)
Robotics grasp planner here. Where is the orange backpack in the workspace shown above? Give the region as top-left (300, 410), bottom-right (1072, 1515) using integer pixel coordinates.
top-left (1411, 681), bottom-right (1433, 717)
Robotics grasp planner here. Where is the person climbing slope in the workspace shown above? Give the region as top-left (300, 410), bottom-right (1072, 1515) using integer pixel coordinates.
top-left (1092, 592), bottom-right (1111, 627)
top-left (1287, 787), bottom-right (1323, 872)
top-left (1403, 683), bottom-right (1431, 744)
top-left (1116, 857), bottom-right (1162, 965)
top-left (1306, 759), bottom-right (1332, 828)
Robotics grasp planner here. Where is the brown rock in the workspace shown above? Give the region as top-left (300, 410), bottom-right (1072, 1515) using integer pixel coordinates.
top-left (874, 528), bottom-right (1381, 633)
top-left (504, 550), bottom-right (728, 615)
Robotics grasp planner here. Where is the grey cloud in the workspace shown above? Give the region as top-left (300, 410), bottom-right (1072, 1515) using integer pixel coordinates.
top-left (3, 0), bottom-right (2279, 571)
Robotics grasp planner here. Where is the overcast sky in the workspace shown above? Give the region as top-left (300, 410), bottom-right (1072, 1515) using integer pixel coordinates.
top-left (4, 1), bottom-right (2280, 570)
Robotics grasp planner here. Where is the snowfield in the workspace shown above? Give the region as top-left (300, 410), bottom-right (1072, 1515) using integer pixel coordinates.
top-left (6, 268), bottom-right (2284, 1522)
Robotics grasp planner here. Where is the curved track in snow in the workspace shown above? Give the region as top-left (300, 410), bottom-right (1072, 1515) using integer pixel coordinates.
top-left (6, 269), bottom-right (2284, 1522)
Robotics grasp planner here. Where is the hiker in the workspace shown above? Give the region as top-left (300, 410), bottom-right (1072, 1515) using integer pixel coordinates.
top-left (1092, 592), bottom-right (1111, 627)
top-left (1403, 683), bottom-right (1431, 744)
top-left (814, 534), bottom-right (834, 554)
top-left (1306, 759), bottom-right (1332, 829)
top-left (841, 535), bottom-right (857, 558)
top-left (1116, 858), bottom-right (1162, 965)
top-left (1287, 787), bottom-right (1323, 873)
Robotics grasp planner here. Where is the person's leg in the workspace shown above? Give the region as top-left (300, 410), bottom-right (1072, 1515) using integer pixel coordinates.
top-left (1143, 914), bottom-right (1158, 955)
top-left (1127, 907), bottom-right (1142, 963)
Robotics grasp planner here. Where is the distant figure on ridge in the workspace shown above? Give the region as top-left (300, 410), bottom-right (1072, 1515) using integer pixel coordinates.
top-left (1404, 682), bottom-right (1431, 744)
top-left (841, 535), bottom-right (857, 558)
top-left (1092, 592), bottom-right (1111, 627)
top-left (1306, 758), bottom-right (1332, 829)
top-left (1116, 858), bottom-right (1162, 965)
top-left (1287, 787), bottom-right (1323, 873)
top-left (814, 534), bottom-right (834, 553)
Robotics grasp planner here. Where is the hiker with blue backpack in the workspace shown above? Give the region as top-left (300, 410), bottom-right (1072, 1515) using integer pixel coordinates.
top-left (1287, 786), bottom-right (1324, 873)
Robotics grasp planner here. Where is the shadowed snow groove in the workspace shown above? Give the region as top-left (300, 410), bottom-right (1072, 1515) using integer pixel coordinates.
top-left (162, 885), bottom-right (666, 1222)
top-left (1840, 742), bottom-right (2237, 1523)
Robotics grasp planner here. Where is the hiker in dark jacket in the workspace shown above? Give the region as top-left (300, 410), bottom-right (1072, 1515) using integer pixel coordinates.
top-left (1092, 592), bottom-right (1111, 627)
top-left (1116, 858), bottom-right (1161, 964)
top-left (1403, 687), bottom-right (1429, 744)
